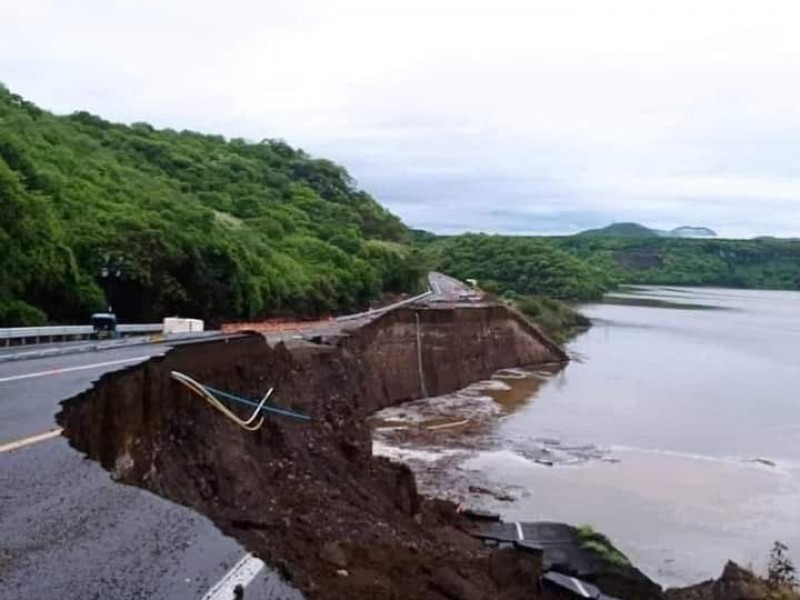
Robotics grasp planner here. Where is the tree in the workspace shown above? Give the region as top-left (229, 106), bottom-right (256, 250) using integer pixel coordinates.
top-left (768, 541), bottom-right (798, 590)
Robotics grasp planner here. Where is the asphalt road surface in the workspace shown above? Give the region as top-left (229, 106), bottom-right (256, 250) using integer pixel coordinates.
top-left (0, 342), bottom-right (302, 600)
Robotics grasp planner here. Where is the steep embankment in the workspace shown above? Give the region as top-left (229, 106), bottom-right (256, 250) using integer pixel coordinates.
top-left (57, 306), bottom-right (579, 600)
top-left (342, 305), bottom-right (566, 414)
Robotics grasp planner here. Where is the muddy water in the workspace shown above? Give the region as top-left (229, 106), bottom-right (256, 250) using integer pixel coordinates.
top-left (371, 287), bottom-right (800, 587)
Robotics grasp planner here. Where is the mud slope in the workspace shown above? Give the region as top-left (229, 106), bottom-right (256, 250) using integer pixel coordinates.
top-left (57, 307), bottom-right (571, 599)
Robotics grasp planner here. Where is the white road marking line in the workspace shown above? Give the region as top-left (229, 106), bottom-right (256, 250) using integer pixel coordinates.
top-left (571, 576), bottom-right (591, 598)
top-left (0, 356), bottom-right (150, 384)
top-left (0, 428), bottom-right (63, 453)
top-left (515, 522), bottom-right (524, 541)
top-left (202, 553), bottom-right (265, 600)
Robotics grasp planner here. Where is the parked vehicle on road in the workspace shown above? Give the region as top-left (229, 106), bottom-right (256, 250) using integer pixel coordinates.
top-left (91, 312), bottom-right (118, 339)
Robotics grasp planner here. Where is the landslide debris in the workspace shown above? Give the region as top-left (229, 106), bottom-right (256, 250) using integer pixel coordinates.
top-left (56, 334), bottom-right (548, 599)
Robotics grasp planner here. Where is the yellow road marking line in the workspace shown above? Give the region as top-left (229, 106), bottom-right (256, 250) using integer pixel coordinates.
top-left (0, 428), bottom-right (63, 453)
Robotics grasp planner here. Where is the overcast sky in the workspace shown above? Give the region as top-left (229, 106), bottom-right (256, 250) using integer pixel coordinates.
top-left (3, 0), bottom-right (800, 238)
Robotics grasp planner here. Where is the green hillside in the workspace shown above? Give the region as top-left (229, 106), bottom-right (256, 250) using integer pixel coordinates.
top-left (429, 233), bottom-right (613, 301)
top-left (0, 85), bottom-right (426, 325)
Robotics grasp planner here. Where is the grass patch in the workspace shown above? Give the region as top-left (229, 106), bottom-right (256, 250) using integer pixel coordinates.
top-left (506, 295), bottom-right (590, 343)
top-left (576, 524), bottom-right (631, 569)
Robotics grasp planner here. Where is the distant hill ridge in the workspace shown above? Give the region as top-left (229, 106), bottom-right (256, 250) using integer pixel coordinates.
top-left (666, 225), bottom-right (718, 238)
top-left (577, 222), bottom-right (717, 238)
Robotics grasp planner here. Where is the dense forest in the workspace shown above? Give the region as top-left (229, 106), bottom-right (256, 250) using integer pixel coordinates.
top-left (0, 85), bottom-right (427, 325)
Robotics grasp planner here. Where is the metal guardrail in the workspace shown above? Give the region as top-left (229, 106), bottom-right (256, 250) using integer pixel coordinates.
top-left (0, 323), bottom-right (162, 345)
top-left (1, 326), bottom-right (92, 340)
top-left (118, 324), bottom-right (163, 334)
top-left (334, 290), bottom-right (434, 322)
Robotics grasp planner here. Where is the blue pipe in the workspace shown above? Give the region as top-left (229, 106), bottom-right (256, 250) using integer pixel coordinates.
top-left (203, 384), bottom-right (312, 422)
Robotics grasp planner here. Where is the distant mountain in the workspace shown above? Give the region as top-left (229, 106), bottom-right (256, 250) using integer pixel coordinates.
top-left (576, 222), bottom-right (660, 238)
top-left (668, 226), bottom-right (717, 238)
top-left (576, 222), bottom-right (717, 239)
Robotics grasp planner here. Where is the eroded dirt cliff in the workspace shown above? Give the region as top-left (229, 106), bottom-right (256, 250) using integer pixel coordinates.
top-left (341, 305), bottom-right (567, 414)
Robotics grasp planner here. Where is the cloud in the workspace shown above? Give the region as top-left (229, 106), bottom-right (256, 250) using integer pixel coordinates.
top-left (2, 0), bottom-right (800, 237)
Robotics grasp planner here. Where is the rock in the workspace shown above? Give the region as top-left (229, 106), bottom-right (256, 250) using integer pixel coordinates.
top-left (433, 526), bottom-right (481, 551)
top-left (319, 541), bottom-right (348, 569)
top-left (666, 561), bottom-right (777, 600)
top-left (488, 548), bottom-right (519, 587)
top-left (468, 484), bottom-right (515, 502)
top-left (430, 567), bottom-right (484, 600)
top-left (391, 463), bottom-right (420, 515)
top-left (713, 561), bottom-right (772, 600)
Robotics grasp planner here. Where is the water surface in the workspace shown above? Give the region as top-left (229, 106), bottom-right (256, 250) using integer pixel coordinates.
top-left (372, 287), bottom-right (800, 586)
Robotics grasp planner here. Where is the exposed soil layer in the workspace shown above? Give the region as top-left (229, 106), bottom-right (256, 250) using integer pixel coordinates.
top-left (56, 305), bottom-right (659, 599)
top-left (340, 306), bottom-right (567, 415)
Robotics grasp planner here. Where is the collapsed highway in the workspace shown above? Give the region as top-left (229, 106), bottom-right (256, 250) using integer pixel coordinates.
top-left (1, 275), bottom-right (658, 600)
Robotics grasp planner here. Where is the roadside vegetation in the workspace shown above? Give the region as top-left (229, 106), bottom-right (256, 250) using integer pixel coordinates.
top-left (421, 234), bottom-right (609, 340)
top-left (576, 524), bottom-right (632, 569)
top-left (504, 295), bottom-right (590, 343)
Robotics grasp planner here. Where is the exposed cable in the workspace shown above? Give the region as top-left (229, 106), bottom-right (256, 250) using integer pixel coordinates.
top-left (170, 370), bottom-right (311, 433)
top-left (171, 371), bottom-right (265, 431)
top-left (203, 384), bottom-right (311, 422)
